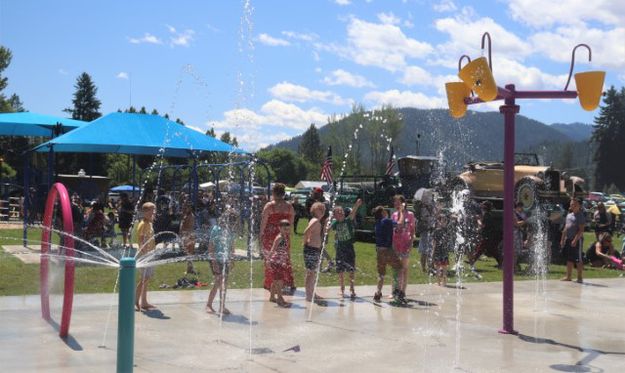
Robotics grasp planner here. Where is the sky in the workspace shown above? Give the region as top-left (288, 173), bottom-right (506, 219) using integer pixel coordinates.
top-left (1, 0), bottom-right (623, 151)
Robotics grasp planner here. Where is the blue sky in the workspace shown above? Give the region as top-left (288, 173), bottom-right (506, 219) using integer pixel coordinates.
top-left (1, 0), bottom-right (623, 151)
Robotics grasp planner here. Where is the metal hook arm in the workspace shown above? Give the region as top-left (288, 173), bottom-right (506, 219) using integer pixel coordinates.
top-left (481, 32), bottom-right (492, 72)
top-left (564, 43), bottom-right (592, 91)
top-left (458, 55), bottom-right (472, 72)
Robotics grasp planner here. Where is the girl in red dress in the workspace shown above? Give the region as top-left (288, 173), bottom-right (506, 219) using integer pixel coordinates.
top-left (268, 219), bottom-right (292, 307)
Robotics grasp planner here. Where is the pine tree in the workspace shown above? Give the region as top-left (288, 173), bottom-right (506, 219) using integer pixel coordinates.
top-left (60, 72), bottom-right (104, 175)
top-left (592, 86), bottom-right (625, 190)
top-left (64, 72), bottom-right (102, 121)
top-left (298, 124), bottom-right (322, 163)
top-left (220, 132), bottom-right (238, 147)
top-left (0, 46), bottom-right (24, 113)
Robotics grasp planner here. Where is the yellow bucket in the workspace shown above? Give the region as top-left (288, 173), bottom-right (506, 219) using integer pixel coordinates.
top-left (458, 57), bottom-right (497, 102)
top-left (445, 82), bottom-right (471, 118)
top-left (575, 71), bottom-right (605, 111)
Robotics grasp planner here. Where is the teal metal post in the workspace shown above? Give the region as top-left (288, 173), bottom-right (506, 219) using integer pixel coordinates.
top-left (117, 257), bottom-right (136, 373)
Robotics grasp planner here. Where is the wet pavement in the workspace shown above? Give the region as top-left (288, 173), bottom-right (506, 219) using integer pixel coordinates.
top-left (0, 278), bottom-right (623, 372)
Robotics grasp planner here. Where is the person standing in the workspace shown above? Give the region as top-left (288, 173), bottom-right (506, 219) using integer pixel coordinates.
top-left (593, 202), bottom-right (612, 240)
top-left (118, 193), bottom-right (134, 247)
top-left (331, 199), bottom-right (363, 299)
top-left (373, 206), bottom-right (401, 303)
top-left (391, 195), bottom-right (415, 302)
top-left (560, 197), bottom-right (586, 283)
top-left (135, 202), bottom-right (157, 311)
top-left (260, 183), bottom-right (295, 294)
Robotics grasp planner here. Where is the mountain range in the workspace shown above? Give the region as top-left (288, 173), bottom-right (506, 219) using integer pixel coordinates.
top-left (270, 108), bottom-right (594, 171)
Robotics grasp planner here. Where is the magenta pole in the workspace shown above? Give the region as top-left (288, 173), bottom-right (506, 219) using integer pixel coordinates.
top-left (499, 84), bottom-right (519, 335)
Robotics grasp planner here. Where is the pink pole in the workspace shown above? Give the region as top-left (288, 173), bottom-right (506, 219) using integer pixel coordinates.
top-left (499, 84), bottom-right (519, 335)
top-left (40, 182), bottom-right (75, 338)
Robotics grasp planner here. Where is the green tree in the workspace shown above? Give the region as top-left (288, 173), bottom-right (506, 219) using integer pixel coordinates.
top-left (256, 148), bottom-right (310, 186)
top-left (205, 127), bottom-right (216, 138)
top-left (298, 124), bottom-right (322, 163)
top-left (64, 72), bottom-right (102, 121)
top-left (591, 86), bottom-right (625, 190)
top-left (220, 131), bottom-right (238, 147)
top-left (60, 72), bottom-right (104, 175)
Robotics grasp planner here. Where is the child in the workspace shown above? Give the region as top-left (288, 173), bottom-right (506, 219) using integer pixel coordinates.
top-left (206, 210), bottom-right (237, 315)
top-left (268, 219), bottom-right (292, 308)
top-left (179, 203), bottom-right (197, 275)
top-left (103, 211), bottom-right (117, 247)
top-left (391, 195), bottom-right (415, 302)
top-left (431, 214), bottom-right (450, 287)
top-left (373, 206), bottom-right (401, 302)
top-left (303, 202), bottom-right (326, 304)
top-left (331, 199), bottom-right (363, 299)
top-left (135, 202), bottom-right (157, 311)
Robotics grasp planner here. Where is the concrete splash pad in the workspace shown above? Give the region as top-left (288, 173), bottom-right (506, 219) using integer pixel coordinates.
top-left (0, 279), bottom-right (623, 372)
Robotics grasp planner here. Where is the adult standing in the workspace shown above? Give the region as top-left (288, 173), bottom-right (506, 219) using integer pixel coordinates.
top-left (260, 183), bottom-right (295, 293)
top-left (560, 197), bottom-right (586, 283)
top-left (593, 202), bottom-right (611, 240)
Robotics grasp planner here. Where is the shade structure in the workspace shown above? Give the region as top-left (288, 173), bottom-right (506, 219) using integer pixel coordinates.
top-left (33, 112), bottom-right (247, 157)
top-left (0, 112), bottom-right (86, 137)
top-left (110, 185), bottom-right (141, 192)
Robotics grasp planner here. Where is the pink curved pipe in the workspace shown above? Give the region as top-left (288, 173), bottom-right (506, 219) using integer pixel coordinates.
top-left (40, 183), bottom-right (75, 338)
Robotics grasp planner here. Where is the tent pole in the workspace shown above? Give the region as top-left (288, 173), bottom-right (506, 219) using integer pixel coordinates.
top-left (192, 158), bottom-right (198, 209)
top-left (23, 152), bottom-right (30, 247)
top-left (132, 155), bottom-right (136, 196)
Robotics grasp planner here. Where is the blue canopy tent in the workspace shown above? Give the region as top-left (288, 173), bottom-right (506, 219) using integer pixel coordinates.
top-left (33, 112), bottom-right (245, 157)
top-left (0, 112), bottom-right (87, 187)
top-left (0, 112), bottom-right (86, 137)
top-left (110, 185), bottom-right (142, 192)
top-left (24, 112), bottom-right (248, 244)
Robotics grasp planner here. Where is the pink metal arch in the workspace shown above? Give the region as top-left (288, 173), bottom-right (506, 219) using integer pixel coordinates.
top-left (40, 182), bottom-right (75, 338)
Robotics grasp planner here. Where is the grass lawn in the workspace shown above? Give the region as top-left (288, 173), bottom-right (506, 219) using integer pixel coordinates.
top-left (0, 223), bottom-right (623, 296)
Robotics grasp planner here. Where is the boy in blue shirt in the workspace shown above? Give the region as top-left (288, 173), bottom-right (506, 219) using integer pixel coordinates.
top-left (373, 206), bottom-right (401, 302)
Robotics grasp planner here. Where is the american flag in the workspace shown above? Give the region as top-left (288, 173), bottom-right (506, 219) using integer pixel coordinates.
top-left (320, 146), bottom-right (333, 184)
top-left (385, 146), bottom-right (395, 176)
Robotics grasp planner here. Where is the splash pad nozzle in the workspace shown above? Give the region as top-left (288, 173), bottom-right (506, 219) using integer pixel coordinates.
top-left (117, 257), bottom-right (136, 373)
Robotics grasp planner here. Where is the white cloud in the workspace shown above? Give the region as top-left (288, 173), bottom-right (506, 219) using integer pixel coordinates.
top-left (335, 0), bottom-right (351, 5)
top-left (258, 33), bottom-right (290, 47)
top-left (490, 57), bottom-right (569, 90)
top-left (204, 100), bottom-right (329, 150)
top-left (169, 28), bottom-right (195, 47)
top-left (116, 72), bottom-right (129, 80)
top-left (322, 17), bottom-right (433, 72)
top-left (433, 14), bottom-right (532, 66)
top-left (261, 100), bottom-right (328, 130)
top-left (530, 25), bottom-right (625, 69)
top-left (322, 69), bottom-right (376, 88)
top-left (400, 66), bottom-right (433, 86)
top-left (364, 89), bottom-right (446, 109)
top-left (377, 12), bottom-right (401, 25)
top-left (128, 33), bottom-right (162, 45)
top-left (269, 82), bottom-right (352, 106)
top-left (282, 31), bottom-right (318, 42)
top-left (433, 0), bottom-right (457, 12)
top-left (58, 69), bottom-right (68, 75)
top-left (508, 0), bottom-right (625, 28)
top-left (619, 74), bottom-right (625, 83)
